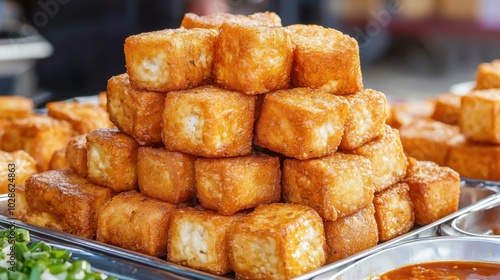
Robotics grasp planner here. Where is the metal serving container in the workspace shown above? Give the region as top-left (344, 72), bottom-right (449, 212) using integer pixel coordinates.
top-left (305, 179), bottom-right (500, 280)
top-left (1, 179), bottom-right (499, 280)
top-left (327, 236), bottom-right (500, 280)
top-left (451, 201), bottom-right (500, 237)
top-left (0, 220), bottom-right (188, 280)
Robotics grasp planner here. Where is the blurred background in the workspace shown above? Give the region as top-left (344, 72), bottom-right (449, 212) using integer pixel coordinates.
top-left (1, 0), bottom-right (500, 106)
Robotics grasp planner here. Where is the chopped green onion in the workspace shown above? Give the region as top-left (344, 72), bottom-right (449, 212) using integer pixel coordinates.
top-left (8, 271), bottom-right (28, 280)
top-left (50, 250), bottom-right (71, 262)
top-left (47, 264), bottom-right (67, 275)
top-left (16, 229), bottom-right (30, 243)
top-left (16, 243), bottom-right (30, 257)
top-left (28, 263), bottom-right (45, 280)
top-left (0, 229), bottom-right (119, 280)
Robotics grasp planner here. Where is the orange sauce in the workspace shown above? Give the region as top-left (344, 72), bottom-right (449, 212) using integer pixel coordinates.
top-left (378, 261), bottom-right (500, 280)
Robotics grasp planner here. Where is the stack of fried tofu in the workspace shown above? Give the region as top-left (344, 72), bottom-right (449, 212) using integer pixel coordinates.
top-left (19, 11), bottom-right (461, 279)
top-left (398, 59), bottom-right (500, 182)
top-left (0, 93), bottom-right (113, 173)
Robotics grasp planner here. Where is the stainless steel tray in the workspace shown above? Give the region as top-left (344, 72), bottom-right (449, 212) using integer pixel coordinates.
top-left (306, 179), bottom-right (500, 280)
top-left (328, 236), bottom-right (500, 279)
top-left (0, 218), bottom-right (187, 280)
top-left (2, 178), bottom-right (500, 280)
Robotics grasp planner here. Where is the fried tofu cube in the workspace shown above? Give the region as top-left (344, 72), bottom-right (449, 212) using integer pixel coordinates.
top-left (46, 101), bottom-right (114, 134)
top-left (167, 207), bottom-right (245, 275)
top-left (373, 182), bottom-right (415, 241)
top-left (65, 134), bottom-right (88, 177)
top-left (13, 185), bottom-right (29, 220)
top-left (386, 102), bottom-right (393, 125)
top-left (107, 73), bottom-right (166, 145)
top-left (389, 100), bottom-right (435, 128)
top-left (0, 115), bottom-right (73, 171)
top-left (87, 128), bottom-right (139, 192)
top-left (353, 125), bottom-right (407, 192)
top-left (460, 89), bottom-right (500, 144)
top-left (25, 169), bottom-right (116, 238)
top-left (287, 24), bottom-right (363, 95)
top-left (282, 153), bottom-right (374, 221)
top-left (0, 150), bottom-right (37, 193)
top-left (431, 92), bottom-right (462, 125)
top-left (48, 147), bottom-right (69, 170)
top-left (15, 183), bottom-right (61, 228)
top-left (324, 204), bottom-right (378, 263)
top-left (398, 118), bottom-right (461, 166)
top-left (138, 147), bottom-right (196, 204)
top-left (19, 211), bottom-right (66, 233)
top-left (255, 88), bottom-right (349, 160)
top-left (15, 185), bottom-right (67, 232)
top-left (339, 89), bottom-right (387, 151)
top-left (195, 153), bottom-right (281, 215)
top-left (180, 11), bottom-right (282, 29)
top-left (96, 190), bottom-right (175, 257)
top-left (162, 86), bottom-right (255, 157)
top-left (474, 59), bottom-right (500, 90)
top-left (124, 28), bottom-right (217, 92)
top-left (0, 96), bottom-right (33, 119)
top-left (214, 23), bottom-right (293, 95)
top-left (229, 203), bottom-right (326, 279)
top-left (446, 134), bottom-right (500, 181)
top-left (404, 158), bottom-right (460, 225)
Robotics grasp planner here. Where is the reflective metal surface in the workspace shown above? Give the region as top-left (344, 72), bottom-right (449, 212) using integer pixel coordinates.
top-left (452, 202), bottom-right (500, 237)
top-left (0, 217), bottom-right (227, 280)
top-left (0, 220), bottom-right (188, 280)
top-left (306, 179), bottom-right (500, 280)
top-left (2, 178), bottom-right (499, 280)
top-left (328, 237), bottom-right (500, 280)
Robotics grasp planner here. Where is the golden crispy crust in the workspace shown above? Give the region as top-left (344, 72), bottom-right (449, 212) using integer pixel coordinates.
top-left (373, 183), bottom-right (415, 241)
top-left (446, 135), bottom-right (500, 181)
top-left (195, 153), bottom-right (281, 215)
top-left (180, 12), bottom-right (282, 29)
top-left (287, 24), bottom-right (363, 95)
top-left (137, 147), bottom-right (196, 204)
top-left (255, 88), bottom-right (349, 160)
top-left (431, 92), bottom-right (461, 125)
top-left (46, 101), bottom-right (114, 134)
top-left (0, 96), bottom-right (33, 119)
top-left (0, 115), bottom-right (73, 171)
top-left (107, 73), bottom-right (166, 145)
top-left (389, 100), bottom-right (435, 128)
top-left (162, 85), bottom-right (255, 157)
top-left (65, 134), bottom-right (88, 177)
top-left (353, 125), bottom-right (407, 192)
top-left (460, 89), bottom-right (500, 144)
top-left (398, 118), bottom-right (460, 166)
top-left (339, 89), bottom-right (387, 151)
top-left (229, 203), bottom-right (326, 279)
top-left (48, 147), bottom-right (69, 170)
top-left (125, 28), bottom-right (217, 92)
top-left (96, 190), bottom-right (175, 257)
top-left (404, 158), bottom-right (460, 225)
top-left (86, 128), bottom-right (139, 192)
top-left (474, 59), bottom-right (500, 90)
top-left (214, 23), bottom-right (293, 95)
top-left (324, 204), bottom-right (378, 263)
top-left (0, 150), bottom-right (37, 193)
top-left (25, 169), bottom-right (116, 239)
top-left (282, 152), bottom-right (374, 221)
top-left (167, 207), bottom-right (245, 275)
